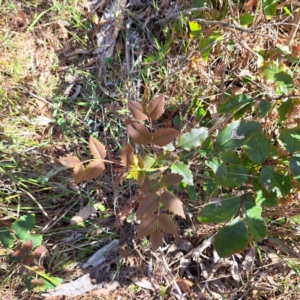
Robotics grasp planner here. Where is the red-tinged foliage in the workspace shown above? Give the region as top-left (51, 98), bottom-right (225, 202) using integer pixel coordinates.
top-left (147, 95), bottom-right (164, 120)
top-left (22, 254), bottom-right (35, 265)
top-left (160, 191), bottom-right (186, 218)
top-left (120, 143), bottom-right (134, 167)
top-left (126, 121), bottom-right (152, 145)
top-left (158, 214), bottom-right (178, 236)
top-left (136, 193), bottom-right (160, 219)
top-left (150, 229), bottom-right (164, 250)
top-left (128, 101), bottom-right (148, 121)
top-left (34, 245), bottom-right (47, 257)
top-left (73, 162), bottom-right (85, 184)
top-left (89, 136), bottom-right (106, 159)
top-left (160, 174), bottom-right (183, 187)
top-left (137, 214), bottom-right (157, 238)
top-left (82, 159), bottom-right (105, 181)
top-left (151, 128), bottom-right (178, 147)
top-left (23, 240), bottom-right (33, 252)
top-left (59, 156), bottom-right (81, 168)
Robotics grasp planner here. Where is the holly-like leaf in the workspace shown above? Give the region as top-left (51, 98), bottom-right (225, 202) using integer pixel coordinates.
top-left (0, 227), bottom-right (15, 248)
top-left (217, 95), bottom-right (252, 114)
top-left (82, 159), bottom-right (105, 181)
top-left (12, 214), bottom-right (35, 241)
top-left (128, 101), bottom-right (148, 121)
top-left (137, 215), bottom-right (157, 238)
top-left (59, 156), bottom-right (81, 168)
top-left (177, 127), bottom-right (208, 150)
top-left (160, 191), bottom-right (185, 218)
top-left (147, 95), bottom-right (164, 120)
top-left (73, 163), bottom-right (85, 184)
top-left (216, 165), bottom-right (249, 188)
top-left (161, 174), bottom-right (183, 187)
top-left (205, 157), bottom-right (227, 178)
top-left (243, 201), bottom-right (266, 242)
top-left (197, 196), bottom-right (240, 223)
top-left (279, 128), bottom-right (300, 153)
top-left (158, 214), bottom-right (178, 236)
top-left (290, 155), bottom-right (300, 183)
top-left (170, 161), bottom-right (194, 186)
top-left (214, 217), bottom-right (249, 257)
top-left (215, 120), bottom-right (261, 152)
top-left (126, 121), bottom-right (152, 145)
top-left (261, 166), bottom-right (291, 197)
top-left (150, 229), bottom-right (164, 250)
top-left (120, 143), bottom-right (134, 167)
top-left (136, 193), bottom-right (160, 219)
top-left (89, 136), bottom-right (106, 159)
top-left (139, 180), bottom-right (160, 196)
top-left (151, 128), bottom-right (178, 147)
top-left (244, 133), bottom-right (271, 163)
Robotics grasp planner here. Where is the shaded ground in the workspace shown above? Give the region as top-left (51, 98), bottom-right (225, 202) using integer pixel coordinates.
top-left (1, 0), bottom-right (300, 299)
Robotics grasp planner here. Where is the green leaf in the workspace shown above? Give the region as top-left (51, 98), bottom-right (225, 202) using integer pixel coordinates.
top-left (279, 128), bottom-right (300, 153)
top-left (197, 196), bottom-right (240, 223)
top-left (170, 162), bottom-right (194, 186)
top-left (203, 175), bottom-right (219, 197)
top-left (215, 165), bottom-right (249, 188)
top-left (198, 137), bottom-right (213, 157)
top-left (239, 13), bottom-right (254, 27)
top-left (199, 31), bottom-right (223, 61)
top-left (252, 177), bottom-right (278, 207)
top-left (217, 94), bottom-right (252, 114)
top-left (188, 21), bottom-right (201, 39)
top-left (187, 186), bottom-right (197, 201)
top-left (215, 120), bottom-right (261, 152)
top-left (263, 0), bottom-right (279, 19)
top-left (214, 217), bottom-right (249, 257)
top-left (12, 214), bottom-right (35, 241)
top-left (274, 72), bottom-right (294, 95)
top-left (261, 166), bottom-right (291, 197)
top-left (260, 61), bottom-right (280, 81)
top-left (289, 155), bottom-right (300, 183)
top-left (244, 133), bottom-right (271, 163)
top-left (278, 98), bottom-right (295, 121)
top-left (243, 202), bottom-right (266, 242)
top-left (0, 228), bottom-right (15, 248)
top-left (192, 0), bottom-right (207, 8)
top-left (24, 235), bottom-right (43, 248)
top-left (220, 151), bottom-right (240, 164)
top-left (140, 153), bottom-right (155, 169)
top-left (205, 157), bottom-right (227, 178)
top-left (258, 100), bottom-right (271, 118)
top-left (177, 127), bottom-right (208, 150)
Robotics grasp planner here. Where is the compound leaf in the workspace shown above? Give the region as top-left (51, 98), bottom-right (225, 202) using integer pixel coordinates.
top-left (150, 229), bottom-right (164, 250)
top-left (73, 163), bottom-right (85, 184)
top-left (126, 121), bottom-right (152, 145)
top-left (161, 174), bottom-right (183, 187)
top-left (147, 95), bottom-right (164, 120)
top-left (128, 101), bottom-right (148, 121)
top-left (214, 217), bottom-right (249, 257)
top-left (59, 156), bottom-right (81, 168)
top-left (82, 159), bottom-right (105, 181)
top-left (136, 193), bottom-right (160, 219)
top-left (120, 143), bottom-right (134, 167)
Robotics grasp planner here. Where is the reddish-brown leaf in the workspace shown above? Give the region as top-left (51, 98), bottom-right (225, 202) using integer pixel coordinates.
top-left (177, 279), bottom-right (194, 293)
top-left (120, 143), bottom-right (134, 167)
top-left (136, 193), bottom-right (160, 219)
top-left (137, 171), bottom-right (145, 186)
top-left (114, 169), bottom-right (128, 186)
top-left (11, 249), bottom-right (26, 259)
top-left (73, 163), bottom-right (85, 184)
top-left (89, 136), bottom-right (106, 159)
top-left (126, 122), bottom-right (152, 145)
top-left (151, 128), bottom-right (178, 147)
top-left (34, 246), bottom-right (47, 257)
top-left (82, 159), bottom-right (105, 181)
top-left (161, 174), bottom-right (183, 187)
top-left (147, 95), bottom-right (164, 120)
top-left (59, 156), bottom-right (81, 168)
top-left (160, 191), bottom-right (185, 218)
top-left (30, 279), bottom-right (44, 286)
top-left (23, 240), bottom-right (33, 252)
top-left (128, 101), bottom-right (148, 121)
top-left (22, 254), bottom-right (35, 265)
top-left (244, 0), bottom-right (258, 12)
top-left (140, 181), bottom-right (160, 196)
top-left (158, 214), bottom-right (178, 236)
top-left (137, 214), bottom-right (157, 238)
top-left (150, 229), bottom-right (164, 250)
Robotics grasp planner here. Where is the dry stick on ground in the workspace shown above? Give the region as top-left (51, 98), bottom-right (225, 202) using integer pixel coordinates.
top-left (285, 8), bottom-right (300, 45)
